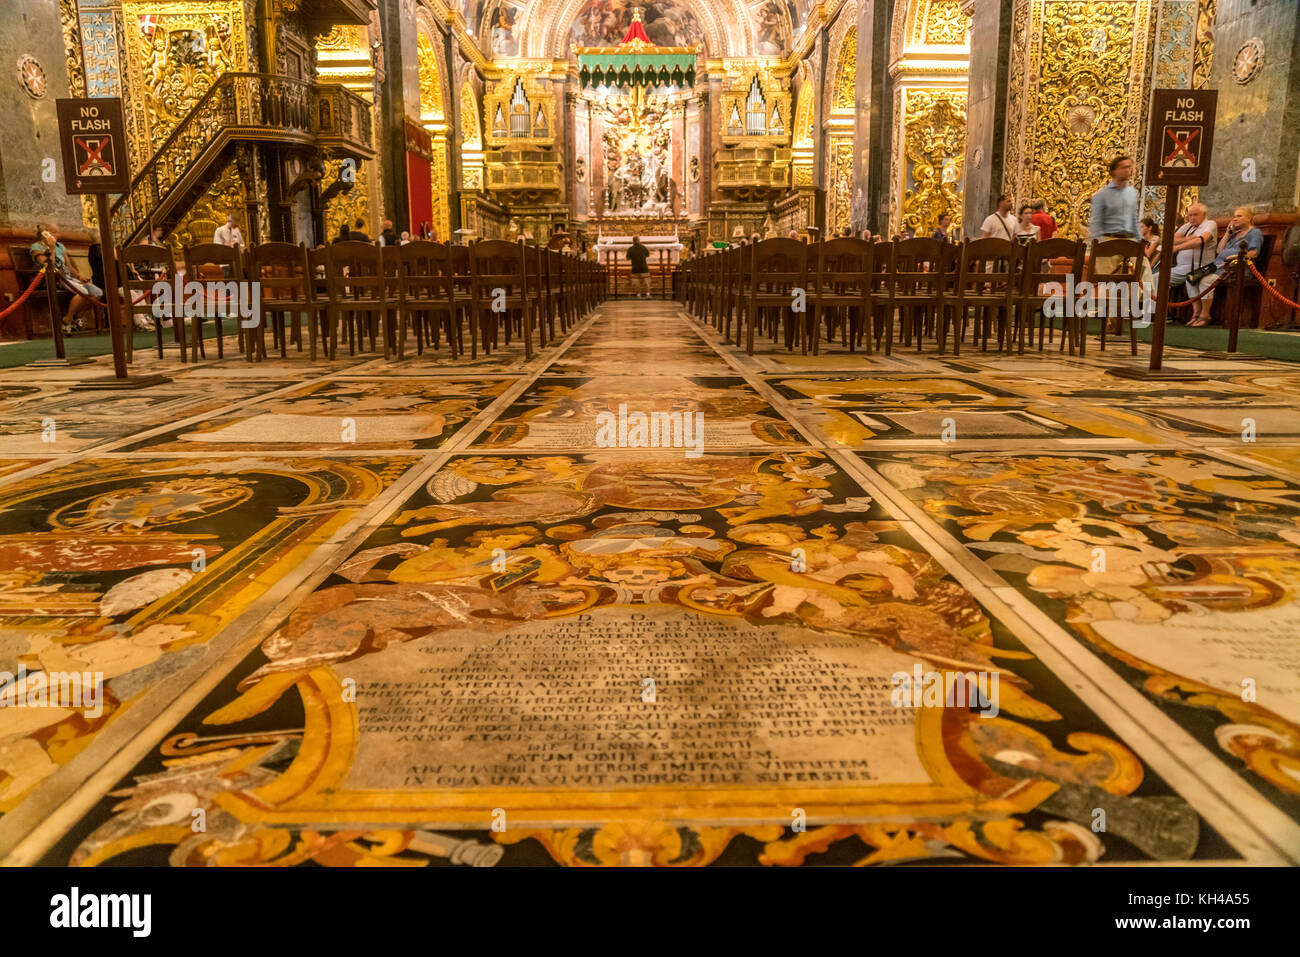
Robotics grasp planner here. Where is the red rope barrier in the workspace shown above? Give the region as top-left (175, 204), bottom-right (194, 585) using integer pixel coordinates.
top-left (0, 265), bottom-right (49, 320)
top-left (1167, 272), bottom-right (1224, 307)
top-left (1249, 261), bottom-right (1300, 311)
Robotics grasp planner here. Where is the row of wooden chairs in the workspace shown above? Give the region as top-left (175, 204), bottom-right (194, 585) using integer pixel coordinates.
top-left (115, 240), bottom-right (607, 364)
top-left (676, 236), bottom-right (1148, 357)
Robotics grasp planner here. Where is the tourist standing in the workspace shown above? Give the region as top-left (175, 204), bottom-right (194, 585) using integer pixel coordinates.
top-left (931, 213), bottom-right (953, 242)
top-left (1015, 205), bottom-right (1040, 243)
top-left (979, 194), bottom-right (1018, 241)
top-left (213, 212), bottom-right (244, 248)
top-left (1031, 199), bottom-right (1057, 240)
top-left (1088, 156), bottom-right (1139, 244)
top-left (627, 235), bottom-right (651, 299)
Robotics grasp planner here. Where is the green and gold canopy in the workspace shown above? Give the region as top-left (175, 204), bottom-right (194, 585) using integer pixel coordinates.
top-left (576, 9), bottom-right (698, 91)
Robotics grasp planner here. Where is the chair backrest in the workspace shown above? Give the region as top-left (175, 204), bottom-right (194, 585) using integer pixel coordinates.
top-left (468, 239), bottom-right (529, 300)
top-left (326, 240), bottom-right (386, 302)
top-left (816, 237), bottom-right (874, 292)
top-left (117, 245), bottom-right (176, 318)
top-left (1021, 238), bottom-right (1085, 292)
top-left (888, 237), bottom-right (946, 297)
top-left (398, 240), bottom-right (454, 304)
top-left (955, 238), bottom-right (1021, 297)
top-left (184, 242), bottom-right (242, 280)
top-left (749, 238), bottom-right (807, 289)
top-left (1088, 238), bottom-right (1146, 281)
top-left (247, 242), bottom-right (311, 305)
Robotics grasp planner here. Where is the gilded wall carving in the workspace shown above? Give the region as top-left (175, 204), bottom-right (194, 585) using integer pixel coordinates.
top-left (923, 0), bottom-right (968, 45)
top-left (834, 28), bottom-right (856, 114)
top-left (417, 33), bottom-right (446, 122)
top-left (890, 0), bottom-right (969, 236)
top-left (1191, 0), bottom-right (1216, 90)
top-left (900, 89), bottom-right (966, 235)
top-left (1005, 0), bottom-right (1155, 239)
top-left (792, 81), bottom-right (814, 149)
top-left (324, 156), bottom-right (370, 241)
top-left (121, 1), bottom-right (249, 169)
top-left (417, 32), bottom-right (451, 241)
top-left (827, 137), bottom-right (854, 235)
top-left (169, 160), bottom-right (246, 250)
top-left (461, 81), bottom-right (483, 150)
top-left (59, 0), bottom-right (85, 98)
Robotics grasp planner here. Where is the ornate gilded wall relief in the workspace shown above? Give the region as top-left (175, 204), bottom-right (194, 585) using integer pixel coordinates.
top-left (827, 138), bottom-right (854, 236)
top-left (1003, 0), bottom-right (1156, 239)
top-left (120, 1), bottom-right (249, 170)
top-left (59, 0), bottom-right (85, 97)
top-left (823, 16), bottom-right (856, 235)
top-left (417, 32), bottom-right (452, 241)
top-left (324, 155), bottom-right (370, 241)
top-left (900, 89), bottom-right (966, 235)
top-left (889, 0), bottom-right (969, 236)
top-left (460, 81), bottom-right (485, 190)
top-left (169, 160), bottom-right (246, 250)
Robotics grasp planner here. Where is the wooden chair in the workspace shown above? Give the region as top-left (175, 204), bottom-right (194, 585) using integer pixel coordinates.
top-left (468, 239), bottom-right (535, 360)
top-left (325, 241), bottom-right (391, 358)
top-left (246, 242), bottom-right (327, 362)
top-left (952, 238), bottom-right (1021, 354)
top-left (116, 244), bottom-right (176, 362)
top-left (742, 239), bottom-right (809, 355)
top-left (1086, 238), bottom-right (1147, 356)
top-left (397, 241), bottom-right (460, 358)
top-left (883, 238), bottom-right (946, 355)
top-left (181, 243), bottom-right (249, 361)
top-left (1019, 238), bottom-right (1086, 353)
top-left (812, 237), bottom-right (874, 355)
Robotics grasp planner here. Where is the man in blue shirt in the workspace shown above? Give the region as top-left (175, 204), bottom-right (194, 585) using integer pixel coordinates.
top-left (1089, 156), bottom-right (1139, 241)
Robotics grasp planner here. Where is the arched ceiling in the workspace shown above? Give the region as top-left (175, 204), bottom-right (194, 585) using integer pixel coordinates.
top-left (475, 0), bottom-right (816, 60)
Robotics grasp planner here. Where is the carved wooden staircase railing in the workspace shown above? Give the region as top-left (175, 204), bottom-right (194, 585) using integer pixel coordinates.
top-left (109, 72), bottom-right (374, 245)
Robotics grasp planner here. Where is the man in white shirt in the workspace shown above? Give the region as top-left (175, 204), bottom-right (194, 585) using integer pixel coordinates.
top-left (1169, 202), bottom-right (1217, 326)
top-left (979, 194), bottom-right (1018, 241)
top-left (213, 213), bottom-right (244, 248)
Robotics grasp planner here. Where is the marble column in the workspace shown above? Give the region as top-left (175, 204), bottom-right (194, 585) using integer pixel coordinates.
top-left (854, 0), bottom-right (890, 233)
top-left (1208, 0), bottom-right (1300, 214)
top-left (0, 0), bottom-right (86, 232)
top-left (961, 0), bottom-right (1014, 235)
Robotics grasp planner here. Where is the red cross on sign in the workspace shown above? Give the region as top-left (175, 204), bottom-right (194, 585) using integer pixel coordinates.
top-left (1163, 127), bottom-right (1201, 169)
top-left (73, 134), bottom-right (117, 177)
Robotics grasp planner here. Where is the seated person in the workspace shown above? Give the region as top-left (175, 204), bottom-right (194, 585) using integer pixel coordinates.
top-left (1205, 206), bottom-right (1264, 326)
top-left (30, 223), bottom-right (101, 334)
top-left (1168, 202), bottom-right (1216, 326)
top-left (1214, 205), bottom-right (1263, 270)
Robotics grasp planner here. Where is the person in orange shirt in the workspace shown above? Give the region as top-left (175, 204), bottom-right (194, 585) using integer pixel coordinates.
top-left (1030, 199), bottom-right (1057, 240)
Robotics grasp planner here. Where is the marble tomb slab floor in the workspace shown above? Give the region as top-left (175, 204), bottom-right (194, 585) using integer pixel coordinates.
top-left (857, 447), bottom-right (1300, 824)
top-left (0, 300), bottom-right (1297, 867)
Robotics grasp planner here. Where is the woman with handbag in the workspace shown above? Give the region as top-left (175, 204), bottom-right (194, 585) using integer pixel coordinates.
top-left (1169, 202), bottom-right (1217, 327)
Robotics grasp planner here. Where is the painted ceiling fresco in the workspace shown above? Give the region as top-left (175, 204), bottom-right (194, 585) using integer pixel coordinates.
top-left (476, 0), bottom-right (808, 58)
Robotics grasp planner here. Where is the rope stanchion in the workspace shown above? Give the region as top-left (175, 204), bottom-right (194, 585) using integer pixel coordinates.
top-left (0, 265), bottom-right (49, 320)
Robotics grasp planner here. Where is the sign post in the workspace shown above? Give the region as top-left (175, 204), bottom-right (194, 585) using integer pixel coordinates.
top-left (54, 97), bottom-right (168, 390)
top-left (1110, 88), bottom-right (1217, 381)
